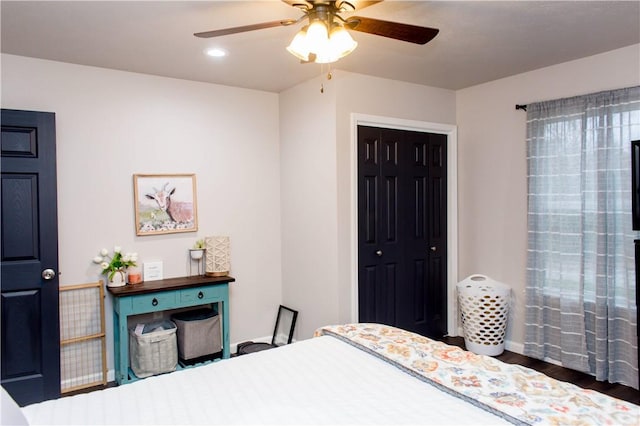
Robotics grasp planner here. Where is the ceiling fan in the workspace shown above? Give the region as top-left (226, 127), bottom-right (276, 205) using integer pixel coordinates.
top-left (194, 0), bottom-right (439, 64)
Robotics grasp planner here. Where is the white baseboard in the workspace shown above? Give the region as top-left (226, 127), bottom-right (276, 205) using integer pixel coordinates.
top-left (233, 335), bottom-right (272, 352)
top-left (504, 340), bottom-right (524, 354)
top-left (453, 326), bottom-right (525, 356)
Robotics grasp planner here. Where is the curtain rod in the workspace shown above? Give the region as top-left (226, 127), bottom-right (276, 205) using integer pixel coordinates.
top-left (515, 104), bottom-right (527, 111)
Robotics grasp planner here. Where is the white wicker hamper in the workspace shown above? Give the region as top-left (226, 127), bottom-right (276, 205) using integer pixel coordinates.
top-left (129, 320), bottom-right (178, 378)
top-left (456, 274), bottom-right (510, 356)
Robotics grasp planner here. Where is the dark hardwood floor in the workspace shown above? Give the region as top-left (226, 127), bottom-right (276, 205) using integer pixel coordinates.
top-left (440, 336), bottom-right (639, 406)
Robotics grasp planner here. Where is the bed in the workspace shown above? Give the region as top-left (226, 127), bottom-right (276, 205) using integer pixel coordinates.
top-left (5, 323), bottom-right (639, 425)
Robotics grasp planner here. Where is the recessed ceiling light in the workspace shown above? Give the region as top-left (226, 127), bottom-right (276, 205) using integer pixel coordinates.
top-left (205, 48), bottom-right (227, 58)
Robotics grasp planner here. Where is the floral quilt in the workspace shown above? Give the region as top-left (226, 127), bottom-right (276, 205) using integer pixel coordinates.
top-left (315, 323), bottom-right (638, 426)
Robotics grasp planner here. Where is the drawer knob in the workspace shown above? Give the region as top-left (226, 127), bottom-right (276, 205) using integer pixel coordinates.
top-left (198, 291), bottom-right (204, 299)
top-left (152, 298), bottom-right (158, 306)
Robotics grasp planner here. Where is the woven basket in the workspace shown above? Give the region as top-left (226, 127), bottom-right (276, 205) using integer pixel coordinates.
top-left (129, 320), bottom-right (177, 378)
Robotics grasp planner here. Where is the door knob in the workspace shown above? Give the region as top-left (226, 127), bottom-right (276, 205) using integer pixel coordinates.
top-left (430, 246), bottom-right (437, 252)
top-left (42, 269), bottom-right (56, 280)
top-left (375, 250), bottom-right (383, 256)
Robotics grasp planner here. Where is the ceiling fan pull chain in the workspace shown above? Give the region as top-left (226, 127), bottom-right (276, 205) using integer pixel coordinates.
top-left (319, 63), bottom-right (333, 93)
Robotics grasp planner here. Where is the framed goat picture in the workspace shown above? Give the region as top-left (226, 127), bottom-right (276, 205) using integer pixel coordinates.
top-left (133, 174), bottom-right (198, 236)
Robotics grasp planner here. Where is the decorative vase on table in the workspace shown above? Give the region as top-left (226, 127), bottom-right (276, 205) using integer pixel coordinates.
top-left (205, 236), bottom-right (230, 277)
top-left (107, 269), bottom-right (127, 287)
top-left (189, 248), bottom-right (205, 276)
top-left (189, 249), bottom-right (204, 260)
top-left (127, 266), bottom-right (143, 285)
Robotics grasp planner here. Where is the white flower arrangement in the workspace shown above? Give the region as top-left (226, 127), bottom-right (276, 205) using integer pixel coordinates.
top-left (92, 246), bottom-right (138, 281)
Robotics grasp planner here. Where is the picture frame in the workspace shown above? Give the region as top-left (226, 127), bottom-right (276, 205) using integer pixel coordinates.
top-left (271, 305), bottom-right (298, 346)
top-left (133, 174), bottom-right (198, 236)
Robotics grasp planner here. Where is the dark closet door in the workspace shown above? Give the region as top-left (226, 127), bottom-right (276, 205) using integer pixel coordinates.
top-left (1, 109), bottom-right (60, 406)
top-left (357, 125), bottom-right (447, 338)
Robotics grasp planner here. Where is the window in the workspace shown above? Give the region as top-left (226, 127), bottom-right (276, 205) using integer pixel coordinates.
top-left (524, 86), bottom-right (640, 390)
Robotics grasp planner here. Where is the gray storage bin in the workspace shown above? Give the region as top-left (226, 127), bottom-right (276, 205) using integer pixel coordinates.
top-left (171, 308), bottom-right (221, 360)
top-left (129, 320), bottom-right (178, 378)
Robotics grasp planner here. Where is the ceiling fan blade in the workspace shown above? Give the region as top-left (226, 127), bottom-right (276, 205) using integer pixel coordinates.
top-left (346, 16), bottom-right (439, 44)
top-left (194, 19), bottom-right (297, 38)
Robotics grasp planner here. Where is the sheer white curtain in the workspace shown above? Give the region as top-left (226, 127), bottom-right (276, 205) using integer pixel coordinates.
top-left (524, 86), bottom-right (640, 390)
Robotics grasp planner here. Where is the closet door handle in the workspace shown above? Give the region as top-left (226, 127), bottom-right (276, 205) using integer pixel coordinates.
top-left (42, 268), bottom-right (56, 280)
top-left (375, 250), bottom-right (383, 257)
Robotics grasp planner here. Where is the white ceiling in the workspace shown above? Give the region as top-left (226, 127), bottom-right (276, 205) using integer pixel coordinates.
top-left (1, 1), bottom-right (639, 93)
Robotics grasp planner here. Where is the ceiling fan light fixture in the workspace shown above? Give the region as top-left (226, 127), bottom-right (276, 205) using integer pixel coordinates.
top-left (328, 24), bottom-right (357, 59)
top-left (305, 20), bottom-right (330, 51)
top-left (286, 26), bottom-right (310, 61)
top-left (286, 18), bottom-right (358, 64)
top-left (196, 1), bottom-right (440, 66)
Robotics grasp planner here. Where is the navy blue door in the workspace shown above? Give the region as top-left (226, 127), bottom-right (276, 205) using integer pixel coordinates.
top-left (1, 109), bottom-right (60, 405)
top-left (357, 126), bottom-right (447, 338)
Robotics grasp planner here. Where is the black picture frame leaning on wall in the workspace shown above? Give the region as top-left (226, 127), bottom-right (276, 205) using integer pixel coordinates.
top-left (632, 140), bottom-right (640, 230)
top-left (272, 305), bottom-right (298, 346)
top-left (235, 305), bottom-right (298, 356)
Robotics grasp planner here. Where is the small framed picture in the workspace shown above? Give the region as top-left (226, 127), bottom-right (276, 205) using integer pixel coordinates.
top-left (133, 174), bottom-right (198, 236)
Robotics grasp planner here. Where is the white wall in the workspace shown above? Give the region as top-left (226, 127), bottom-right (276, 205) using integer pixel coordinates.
top-left (279, 75), bottom-right (340, 340)
top-left (280, 71), bottom-right (457, 339)
top-left (1, 54), bottom-right (283, 373)
top-left (456, 44), bottom-right (640, 349)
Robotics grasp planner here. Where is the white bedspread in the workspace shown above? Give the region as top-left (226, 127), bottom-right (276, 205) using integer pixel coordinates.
top-left (23, 335), bottom-right (510, 425)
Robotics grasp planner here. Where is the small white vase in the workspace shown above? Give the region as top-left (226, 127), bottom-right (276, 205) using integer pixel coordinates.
top-left (189, 249), bottom-right (204, 260)
top-left (107, 269), bottom-right (126, 287)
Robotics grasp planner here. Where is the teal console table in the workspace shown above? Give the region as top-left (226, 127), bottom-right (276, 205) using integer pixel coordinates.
top-left (107, 275), bottom-right (235, 385)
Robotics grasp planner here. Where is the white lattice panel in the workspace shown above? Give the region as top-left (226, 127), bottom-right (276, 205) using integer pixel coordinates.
top-left (59, 282), bottom-right (107, 393)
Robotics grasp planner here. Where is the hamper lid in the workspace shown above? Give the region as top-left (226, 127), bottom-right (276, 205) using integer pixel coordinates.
top-left (171, 307), bottom-right (216, 322)
top-left (456, 274), bottom-right (510, 296)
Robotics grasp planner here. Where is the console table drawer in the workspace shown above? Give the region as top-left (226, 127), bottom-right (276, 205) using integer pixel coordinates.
top-left (131, 292), bottom-right (176, 311)
top-left (180, 286), bottom-right (220, 304)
